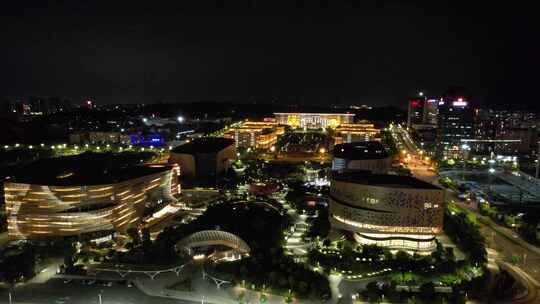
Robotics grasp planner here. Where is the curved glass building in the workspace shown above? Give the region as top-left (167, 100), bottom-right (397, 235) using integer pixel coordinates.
top-left (4, 153), bottom-right (180, 240)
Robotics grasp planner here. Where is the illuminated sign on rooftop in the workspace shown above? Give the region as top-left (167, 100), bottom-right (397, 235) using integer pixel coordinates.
top-left (452, 101), bottom-right (468, 107)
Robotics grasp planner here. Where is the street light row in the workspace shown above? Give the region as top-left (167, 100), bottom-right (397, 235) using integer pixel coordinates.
top-left (3, 143), bottom-right (173, 152)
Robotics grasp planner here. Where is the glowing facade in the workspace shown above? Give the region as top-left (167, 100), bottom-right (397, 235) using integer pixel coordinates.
top-left (225, 121), bottom-right (284, 149)
top-left (333, 122), bottom-right (381, 145)
top-left (274, 113), bottom-right (354, 129)
top-left (329, 171), bottom-right (444, 251)
top-left (4, 164), bottom-right (180, 240)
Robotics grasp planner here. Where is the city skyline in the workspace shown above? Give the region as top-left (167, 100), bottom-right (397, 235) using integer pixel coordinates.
top-left (1, 2), bottom-right (540, 304)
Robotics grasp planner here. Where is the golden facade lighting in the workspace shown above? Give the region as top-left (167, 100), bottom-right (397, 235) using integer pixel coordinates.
top-left (4, 165), bottom-right (179, 239)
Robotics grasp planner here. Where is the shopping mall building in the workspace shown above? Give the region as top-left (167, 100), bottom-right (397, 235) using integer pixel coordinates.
top-left (329, 171), bottom-right (444, 251)
top-left (4, 153), bottom-right (180, 240)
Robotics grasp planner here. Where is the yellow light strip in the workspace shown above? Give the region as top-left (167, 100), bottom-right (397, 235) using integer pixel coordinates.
top-left (117, 190), bottom-right (130, 196)
top-left (62, 194), bottom-right (86, 198)
top-left (51, 187), bottom-right (81, 192)
top-left (88, 186), bottom-right (113, 192)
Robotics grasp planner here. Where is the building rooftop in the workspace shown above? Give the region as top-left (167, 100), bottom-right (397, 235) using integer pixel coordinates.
top-left (6, 152), bottom-right (170, 186)
top-left (332, 171), bottom-right (441, 190)
top-left (171, 137), bottom-right (235, 154)
top-left (332, 142), bottom-right (388, 159)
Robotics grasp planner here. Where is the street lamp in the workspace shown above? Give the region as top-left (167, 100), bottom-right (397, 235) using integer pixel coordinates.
top-left (177, 116), bottom-right (185, 123)
top-left (488, 167), bottom-right (496, 194)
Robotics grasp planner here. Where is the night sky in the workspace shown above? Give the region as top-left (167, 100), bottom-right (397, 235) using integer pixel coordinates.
top-left (1, 1), bottom-right (538, 109)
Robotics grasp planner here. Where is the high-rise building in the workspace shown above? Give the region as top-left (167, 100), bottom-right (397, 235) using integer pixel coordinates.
top-left (407, 95), bottom-right (425, 128)
top-left (407, 93), bottom-right (438, 129)
top-left (436, 88), bottom-right (474, 158)
top-left (472, 109), bottom-right (538, 155)
top-left (424, 99), bottom-right (438, 125)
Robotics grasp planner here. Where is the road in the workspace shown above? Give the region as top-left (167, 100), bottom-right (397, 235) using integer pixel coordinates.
top-left (389, 125), bottom-right (540, 302)
top-left (0, 278), bottom-right (195, 304)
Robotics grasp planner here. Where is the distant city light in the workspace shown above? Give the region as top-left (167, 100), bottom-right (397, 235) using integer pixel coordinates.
top-left (142, 117), bottom-right (148, 123)
top-left (453, 100), bottom-right (468, 107)
top-left (419, 91), bottom-right (424, 96)
top-left (177, 116), bottom-right (185, 123)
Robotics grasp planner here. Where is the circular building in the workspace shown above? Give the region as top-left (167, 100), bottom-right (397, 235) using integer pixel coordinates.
top-left (4, 153), bottom-right (180, 240)
top-left (332, 142), bottom-right (391, 174)
top-left (329, 171), bottom-right (444, 251)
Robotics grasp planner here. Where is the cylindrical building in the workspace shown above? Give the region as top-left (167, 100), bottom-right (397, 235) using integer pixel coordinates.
top-left (329, 171), bottom-right (444, 251)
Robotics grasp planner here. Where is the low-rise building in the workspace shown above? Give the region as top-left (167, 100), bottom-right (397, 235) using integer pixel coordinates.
top-left (274, 112), bottom-right (354, 129)
top-left (69, 131), bottom-right (131, 145)
top-left (169, 137), bottom-right (236, 178)
top-left (333, 121), bottom-right (380, 145)
top-left (225, 121), bottom-right (284, 149)
top-left (332, 142), bottom-right (391, 174)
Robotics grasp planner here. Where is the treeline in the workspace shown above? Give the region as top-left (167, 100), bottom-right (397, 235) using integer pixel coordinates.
top-left (443, 210), bottom-right (487, 266)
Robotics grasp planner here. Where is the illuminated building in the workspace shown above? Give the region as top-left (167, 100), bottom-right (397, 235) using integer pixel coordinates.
top-left (69, 131), bottom-right (131, 145)
top-left (408, 94), bottom-right (438, 129)
top-left (473, 109), bottom-right (537, 154)
top-left (436, 88), bottom-right (474, 159)
top-left (4, 155), bottom-right (180, 240)
top-left (332, 142), bottom-right (391, 174)
top-left (424, 99), bottom-right (438, 125)
top-left (329, 171), bottom-right (444, 251)
top-left (169, 137), bottom-right (236, 178)
top-left (225, 121), bottom-right (285, 149)
top-left (333, 121), bottom-right (380, 145)
top-left (407, 95), bottom-right (425, 128)
top-left (274, 112), bottom-right (354, 129)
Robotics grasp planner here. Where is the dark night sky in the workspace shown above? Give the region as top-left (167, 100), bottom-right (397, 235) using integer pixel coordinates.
top-left (1, 1), bottom-right (538, 109)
